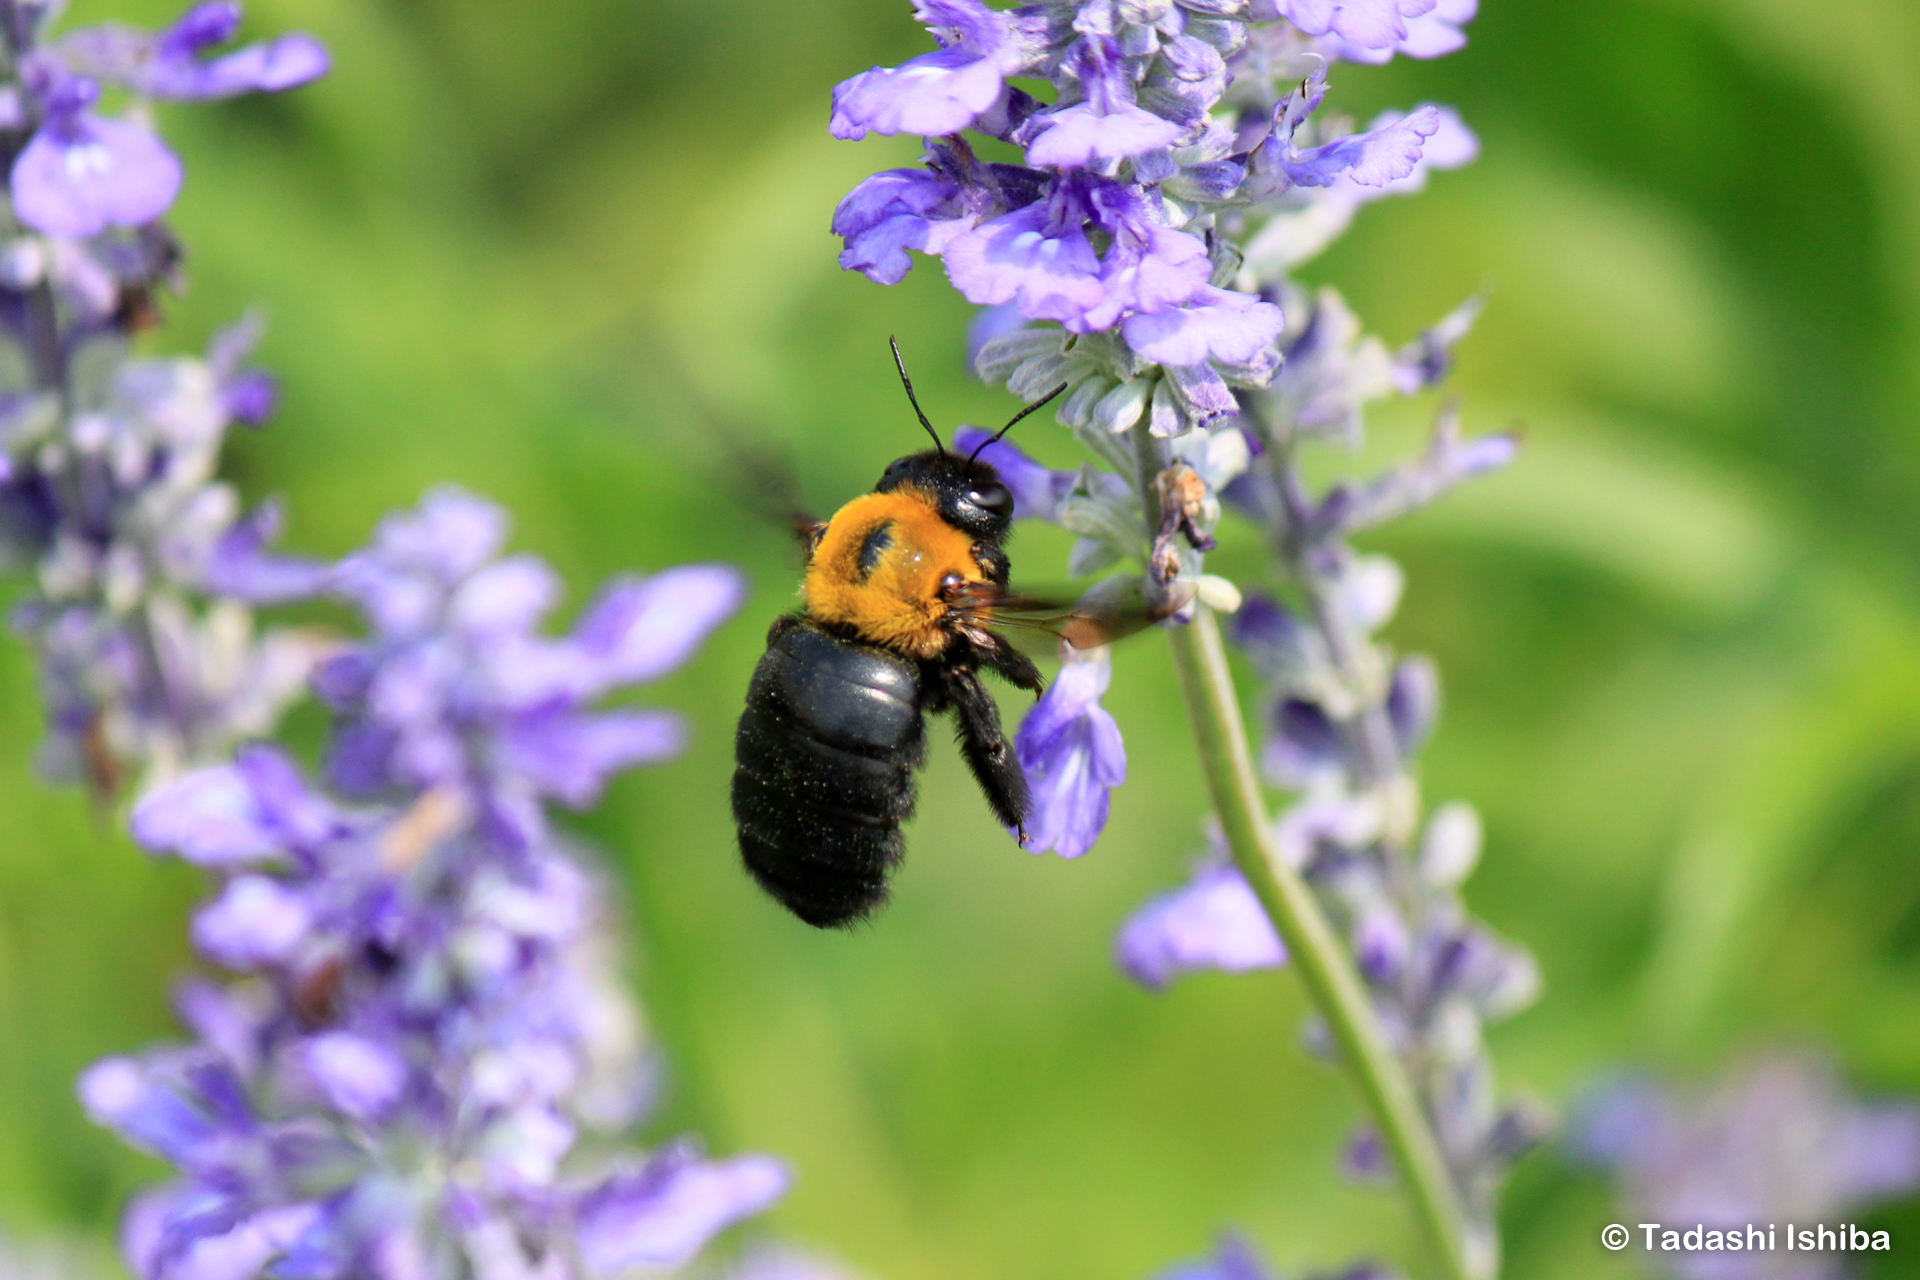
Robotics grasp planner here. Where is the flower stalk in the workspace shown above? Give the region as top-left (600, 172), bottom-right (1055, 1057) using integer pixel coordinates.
top-left (1167, 604), bottom-right (1480, 1280)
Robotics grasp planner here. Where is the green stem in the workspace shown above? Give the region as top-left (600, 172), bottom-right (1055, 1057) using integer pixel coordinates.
top-left (1166, 607), bottom-right (1484, 1280)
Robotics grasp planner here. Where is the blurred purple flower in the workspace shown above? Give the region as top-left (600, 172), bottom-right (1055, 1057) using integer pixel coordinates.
top-left (315, 488), bottom-right (744, 809)
top-left (1153, 1233), bottom-right (1403, 1280)
top-left (1117, 860), bottom-right (1287, 990)
top-left (54, 2), bottom-right (329, 101)
top-left (576, 1143), bottom-right (792, 1273)
top-left (1574, 1051), bottom-right (1920, 1280)
top-left (1153, 1235), bottom-right (1277, 1280)
top-left (1016, 643), bottom-right (1125, 859)
top-left (93, 500), bottom-right (774, 1280)
top-left (9, 72), bottom-right (181, 239)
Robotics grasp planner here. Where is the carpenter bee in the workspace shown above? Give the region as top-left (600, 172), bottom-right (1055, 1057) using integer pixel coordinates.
top-left (731, 340), bottom-right (1084, 929)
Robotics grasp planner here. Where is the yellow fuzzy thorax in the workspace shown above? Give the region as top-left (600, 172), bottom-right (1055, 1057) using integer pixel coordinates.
top-left (802, 489), bottom-right (985, 660)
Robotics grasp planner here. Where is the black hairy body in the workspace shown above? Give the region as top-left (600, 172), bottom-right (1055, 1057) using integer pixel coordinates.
top-left (734, 617), bottom-right (1034, 927)
top-left (732, 447), bottom-right (1041, 929)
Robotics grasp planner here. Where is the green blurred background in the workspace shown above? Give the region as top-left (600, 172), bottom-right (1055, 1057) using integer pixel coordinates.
top-left (0, 0), bottom-right (1918, 1276)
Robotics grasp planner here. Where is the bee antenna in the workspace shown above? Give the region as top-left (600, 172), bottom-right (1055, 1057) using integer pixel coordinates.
top-left (889, 335), bottom-right (944, 455)
top-left (969, 382), bottom-right (1069, 466)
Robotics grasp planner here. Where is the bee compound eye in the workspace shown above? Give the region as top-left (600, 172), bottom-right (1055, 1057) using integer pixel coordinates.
top-left (969, 483), bottom-right (1014, 519)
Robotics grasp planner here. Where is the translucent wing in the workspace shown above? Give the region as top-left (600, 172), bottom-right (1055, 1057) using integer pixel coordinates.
top-left (943, 578), bottom-right (1197, 650)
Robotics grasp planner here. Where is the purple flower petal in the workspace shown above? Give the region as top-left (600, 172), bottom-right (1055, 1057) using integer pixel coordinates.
top-left (828, 0), bottom-right (1018, 141)
top-left (831, 167), bottom-right (971, 285)
top-left (832, 48), bottom-right (1005, 141)
top-left (335, 487), bottom-right (506, 632)
top-left (1354, 907), bottom-right (1410, 983)
top-left (1152, 1233), bottom-right (1279, 1280)
top-left (1270, 0), bottom-right (1438, 48)
top-left (944, 203), bottom-right (1107, 327)
top-left (1262, 697), bottom-right (1342, 787)
top-left (1385, 656), bottom-right (1438, 757)
top-left (221, 370), bottom-right (277, 425)
top-left (77, 1058), bottom-right (220, 1163)
top-left (1016, 646), bottom-right (1125, 859)
top-left (497, 709), bottom-right (686, 808)
top-left (568, 564), bottom-right (746, 691)
top-left (11, 112), bottom-right (183, 238)
top-left (206, 500), bottom-right (330, 605)
top-left (144, 33), bottom-right (329, 100)
top-left (134, 1193), bottom-right (320, 1280)
top-left (1085, 224), bottom-right (1211, 332)
top-left (575, 1146), bottom-right (790, 1275)
top-left (299, 1032), bottom-right (406, 1123)
top-left (1283, 104), bottom-right (1441, 188)
top-left (233, 744), bottom-right (341, 849)
top-left (1122, 287), bottom-right (1286, 367)
top-left (131, 764), bottom-right (282, 867)
top-left (1115, 862), bottom-right (1287, 990)
top-left (191, 875), bottom-right (310, 970)
top-left (449, 555), bottom-right (561, 636)
top-left (1025, 101), bottom-right (1183, 168)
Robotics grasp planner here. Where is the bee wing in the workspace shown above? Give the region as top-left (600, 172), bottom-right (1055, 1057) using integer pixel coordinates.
top-left (945, 579), bottom-right (1198, 650)
top-left (707, 435), bottom-right (828, 558)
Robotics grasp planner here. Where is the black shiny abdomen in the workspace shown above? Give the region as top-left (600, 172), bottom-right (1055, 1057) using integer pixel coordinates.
top-left (733, 619), bottom-right (925, 928)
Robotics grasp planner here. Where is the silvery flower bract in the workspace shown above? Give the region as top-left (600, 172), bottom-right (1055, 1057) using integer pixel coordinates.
top-left (86, 492), bottom-right (781, 1280)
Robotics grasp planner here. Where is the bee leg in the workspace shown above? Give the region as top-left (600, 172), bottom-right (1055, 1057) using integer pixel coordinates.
top-left (941, 665), bottom-right (1030, 835)
top-left (972, 542), bottom-right (1011, 586)
top-left (977, 635), bottom-right (1044, 697)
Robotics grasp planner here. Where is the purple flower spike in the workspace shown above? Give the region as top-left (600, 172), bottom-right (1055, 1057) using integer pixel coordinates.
top-left (1116, 861), bottom-right (1288, 990)
top-left (1577, 1051), bottom-right (1920, 1265)
top-left (10, 90), bottom-right (183, 238)
top-left (829, 0), bottom-right (1023, 141)
top-left (576, 1145), bottom-right (792, 1274)
top-left (1016, 643), bottom-right (1125, 858)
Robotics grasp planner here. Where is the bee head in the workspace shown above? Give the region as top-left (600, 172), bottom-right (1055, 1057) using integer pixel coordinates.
top-left (876, 451), bottom-right (1014, 540)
